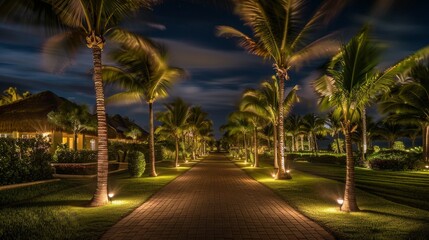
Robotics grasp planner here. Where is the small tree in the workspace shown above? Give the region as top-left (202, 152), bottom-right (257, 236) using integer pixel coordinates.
top-left (48, 103), bottom-right (96, 151)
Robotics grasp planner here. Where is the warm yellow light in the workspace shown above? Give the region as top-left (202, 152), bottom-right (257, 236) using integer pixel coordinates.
top-left (108, 193), bottom-right (114, 198)
top-left (337, 198), bottom-right (344, 205)
top-left (271, 173), bottom-right (276, 178)
top-left (425, 165), bottom-right (429, 169)
top-left (286, 169), bottom-right (291, 174)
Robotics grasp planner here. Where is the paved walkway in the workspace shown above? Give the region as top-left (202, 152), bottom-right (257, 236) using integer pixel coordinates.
top-left (101, 154), bottom-right (334, 240)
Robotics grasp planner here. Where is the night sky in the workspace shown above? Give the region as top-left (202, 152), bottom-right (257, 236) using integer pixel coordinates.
top-left (0, 0), bottom-right (429, 138)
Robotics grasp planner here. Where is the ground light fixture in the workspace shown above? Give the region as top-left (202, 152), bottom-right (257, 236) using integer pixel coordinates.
top-left (286, 169), bottom-right (291, 174)
top-left (108, 193), bottom-right (114, 203)
top-left (337, 198), bottom-right (344, 210)
top-left (425, 165), bottom-right (429, 169)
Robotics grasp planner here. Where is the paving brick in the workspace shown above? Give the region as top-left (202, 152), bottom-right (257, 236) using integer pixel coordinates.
top-left (101, 154), bottom-right (334, 240)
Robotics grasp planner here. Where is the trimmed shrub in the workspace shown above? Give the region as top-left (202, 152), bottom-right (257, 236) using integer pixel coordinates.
top-left (0, 137), bottom-right (52, 185)
top-left (54, 148), bottom-right (97, 163)
top-left (392, 141), bottom-right (405, 151)
top-left (127, 151), bottom-right (146, 177)
top-left (367, 150), bottom-right (422, 170)
top-left (54, 162), bottom-right (120, 175)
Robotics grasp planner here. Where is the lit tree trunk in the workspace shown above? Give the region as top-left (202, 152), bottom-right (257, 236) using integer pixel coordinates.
top-left (89, 46), bottom-right (109, 207)
top-left (182, 136), bottom-right (186, 163)
top-left (276, 71), bottom-right (291, 179)
top-left (423, 124), bottom-right (429, 164)
top-left (336, 132), bottom-right (342, 154)
top-left (192, 135), bottom-right (196, 160)
top-left (175, 137), bottom-right (179, 167)
top-left (300, 135), bottom-right (304, 151)
top-left (148, 102), bottom-right (157, 177)
top-left (361, 108), bottom-right (367, 162)
top-left (243, 132), bottom-right (248, 163)
top-left (73, 131), bottom-right (78, 151)
top-left (291, 135), bottom-right (295, 152)
top-left (342, 123), bottom-right (359, 212)
top-left (314, 133), bottom-right (319, 155)
top-left (273, 124), bottom-right (279, 169)
top-left (307, 133), bottom-right (312, 152)
top-left (253, 126), bottom-right (259, 167)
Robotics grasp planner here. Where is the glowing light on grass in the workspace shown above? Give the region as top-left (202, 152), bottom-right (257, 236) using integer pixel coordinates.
top-left (271, 172), bottom-right (276, 178)
top-left (425, 165), bottom-right (429, 169)
top-left (337, 198), bottom-right (344, 210)
top-left (286, 169), bottom-right (291, 174)
top-left (108, 193), bottom-right (114, 203)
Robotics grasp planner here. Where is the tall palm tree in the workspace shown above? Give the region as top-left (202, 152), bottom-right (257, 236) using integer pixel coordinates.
top-left (103, 41), bottom-right (185, 177)
top-left (188, 107), bottom-right (210, 160)
top-left (314, 27), bottom-right (429, 212)
top-left (373, 121), bottom-right (404, 148)
top-left (221, 112), bottom-right (253, 163)
top-left (217, 0), bottom-right (345, 179)
top-left (326, 112), bottom-right (343, 154)
top-left (380, 58), bottom-right (429, 162)
top-left (0, 0), bottom-right (158, 206)
top-left (301, 113), bottom-right (326, 154)
top-left (284, 114), bottom-right (303, 152)
top-left (240, 77), bottom-right (298, 168)
top-left (156, 98), bottom-right (191, 168)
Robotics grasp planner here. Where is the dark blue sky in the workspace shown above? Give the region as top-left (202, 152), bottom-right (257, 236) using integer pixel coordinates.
top-left (0, 0), bottom-right (429, 138)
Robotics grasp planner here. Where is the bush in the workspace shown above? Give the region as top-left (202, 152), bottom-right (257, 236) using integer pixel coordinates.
top-left (367, 150), bottom-right (422, 170)
top-left (127, 151), bottom-right (146, 177)
top-left (392, 141), bottom-right (405, 151)
top-left (54, 162), bottom-right (120, 175)
top-left (0, 137), bottom-right (52, 185)
top-left (54, 148), bottom-right (97, 163)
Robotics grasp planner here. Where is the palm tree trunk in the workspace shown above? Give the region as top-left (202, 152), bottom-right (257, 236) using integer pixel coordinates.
top-left (253, 126), bottom-right (259, 167)
top-left (175, 137), bottom-right (179, 167)
top-left (73, 132), bottom-right (78, 151)
top-left (336, 132), bottom-right (342, 153)
top-left (243, 132), bottom-right (248, 163)
top-left (192, 136), bottom-right (196, 160)
top-left (291, 135), bottom-right (295, 152)
top-left (300, 135), bottom-right (304, 151)
top-left (148, 102), bottom-right (157, 177)
top-left (89, 46), bottom-right (109, 207)
top-left (313, 134), bottom-right (319, 156)
top-left (276, 72), bottom-right (291, 179)
top-left (423, 124), bottom-right (429, 164)
top-left (273, 124), bottom-right (279, 169)
top-left (361, 108), bottom-right (367, 162)
top-left (342, 124), bottom-right (359, 212)
top-left (182, 136), bottom-right (186, 163)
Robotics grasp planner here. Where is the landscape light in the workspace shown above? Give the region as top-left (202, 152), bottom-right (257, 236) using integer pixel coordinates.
top-left (286, 169), bottom-right (291, 174)
top-left (271, 172), bottom-right (276, 178)
top-left (108, 193), bottom-right (114, 203)
top-left (337, 198), bottom-right (344, 210)
top-left (425, 165), bottom-right (429, 169)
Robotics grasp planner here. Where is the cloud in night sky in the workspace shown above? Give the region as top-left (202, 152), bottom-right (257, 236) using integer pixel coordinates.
top-left (1, 1), bottom-right (429, 138)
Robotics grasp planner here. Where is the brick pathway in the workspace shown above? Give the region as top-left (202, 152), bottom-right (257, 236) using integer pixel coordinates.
top-left (101, 154), bottom-right (334, 240)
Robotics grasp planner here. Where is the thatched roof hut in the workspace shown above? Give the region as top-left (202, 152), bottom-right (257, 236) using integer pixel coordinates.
top-left (0, 91), bottom-right (67, 132)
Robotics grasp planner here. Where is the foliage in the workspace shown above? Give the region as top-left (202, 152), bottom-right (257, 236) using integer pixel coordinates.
top-left (54, 147), bottom-right (97, 163)
top-left (288, 153), bottom-right (347, 165)
top-left (127, 151), bottom-right (146, 177)
top-left (53, 163), bottom-right (119, 175)
top-left (0, 137), bottom-right (52, 185)
top-left (373, 145), bottom-right (381, 153)
top-left (367, 150), bottom-right (422, 170)
top-left (0, 86), bottom-right (31, 105)
top-left (392, 141), bottom-right (405, 150)
top-left (330, 138), bottom-right (344, 153)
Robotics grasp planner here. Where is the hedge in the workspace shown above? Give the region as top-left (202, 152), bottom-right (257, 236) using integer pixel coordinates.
top-left (0, 138), bottom-right (52, 186)
top-left (367, 150), bottom-right (422, 170)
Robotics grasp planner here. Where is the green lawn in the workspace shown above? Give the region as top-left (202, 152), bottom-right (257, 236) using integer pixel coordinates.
top-left (0, 161), bottom-right (195, 240)
top-left (236, 159), bottom-right (429, 240)
top-left (292, 161), bottom-right (429, 211)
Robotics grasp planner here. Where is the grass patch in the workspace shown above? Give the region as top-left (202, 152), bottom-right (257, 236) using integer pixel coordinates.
top-left (236, 159), bottom-right (429, 240)
top-left (0, 160), bottom-right (197, 240)
top-left (292, 161), bottom-right (429, 211)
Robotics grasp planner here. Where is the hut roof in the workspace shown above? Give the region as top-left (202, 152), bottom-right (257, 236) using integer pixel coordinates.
top-left (0, 91), bottom-right (68, 132)
top-left (108, 114), bottom-right (149, 140)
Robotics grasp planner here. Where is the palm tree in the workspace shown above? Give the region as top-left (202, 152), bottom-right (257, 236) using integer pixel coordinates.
top-left (188, 107), bottom-right (210, 160)
top-left (0, 87), bottom-right (31, 105)
top-left (373, 121), bottom-right (404, 148)
top-left (301, 113), bottom-right (326, 154)
top-left (125, 127), bottom-right (142, 142)
top-left (48, 103), bottom-right (96, 151)
top-left (1, 0), bottom-right (158, 206)
top-left (240, 77), bottom-right (298, 168)
top-left (156, 98), bottom-right (191, 168)
top-left (221, 112), bottom-right (253, 163)
top-left (380, 58), bottom-right (429, 163)
top-left (326, 112), bottom-right (343, 154)
top-left (103, 40), bottom-right (185, 177)
top-left (284, 115), bottom-right (303, 152)
top-left (217, 0), bottom-right (345, 179)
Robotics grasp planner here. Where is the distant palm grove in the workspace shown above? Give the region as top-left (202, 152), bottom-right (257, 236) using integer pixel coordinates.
top-left (0, 0), bottom-right (428, 218)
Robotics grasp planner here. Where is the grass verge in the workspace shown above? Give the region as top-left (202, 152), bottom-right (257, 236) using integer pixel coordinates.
top-left (236, 159), bottom-right (429, 240)
top-left (0, 160), bottom-right (196, 240)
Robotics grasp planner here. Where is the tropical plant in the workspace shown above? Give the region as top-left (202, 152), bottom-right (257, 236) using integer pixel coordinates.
top-left (284, 115), bottom-right (304, 152)
top-left (326, 112), bottom-right (344, 154)
top-left (373, 121), bottom-right (404, 148)
top-left (314, 27), bottom-right (429, 211)
top-left (104, 40), bottom-right (185, 177)
top-left (220, 112), bottom-right (253, 163)
top-left (380, 58), bottom-right (429, 164)
top-left (0, 87), bottom-right (31, 105)
top-left (240, 77), bottom-right (298, 168)
top-left (217, 0), bottom-right (345, 179)
top-left (156, 98), bottom-right (191, 167)
top-left (301, 113), bottom-right (326, 154)
top-left (188, 107), bottom-right (211, 160)
top-left (0, 0), bottom-right (159, 206)
top-left (125, 127), bottom-right (142, 142)
top-left (47, 103), bottom-right (96, 151)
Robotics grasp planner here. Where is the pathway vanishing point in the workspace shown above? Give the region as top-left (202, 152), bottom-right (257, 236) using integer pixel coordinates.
top-left (102, 153), bottom-right (334, 240)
